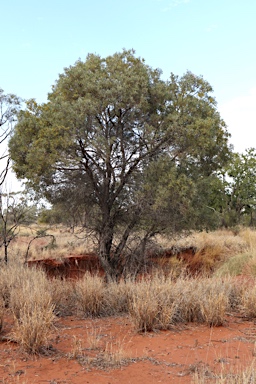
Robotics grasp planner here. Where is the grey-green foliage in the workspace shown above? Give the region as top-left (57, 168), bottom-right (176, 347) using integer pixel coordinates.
top-left (0, 88), bottom-right (20, 185)
top-left (9, 49), bottom-right (231, 280)
top-left (224, 148), bottom-right (256, 226)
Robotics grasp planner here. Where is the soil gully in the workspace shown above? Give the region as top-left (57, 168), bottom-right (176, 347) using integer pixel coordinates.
top-left (0, 314), bottom-right (256, 383)
top-left (27, 253), bottom-right (104, 279)
top-left (26, 246), bottom-right (198, 280)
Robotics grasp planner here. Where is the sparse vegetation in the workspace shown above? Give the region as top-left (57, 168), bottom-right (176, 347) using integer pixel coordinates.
top-left (1, 20), bottom-right (256, 383)
top-left (193, 361), bottom-right (256, 383)
top-left (0, 226), bottom-right (256, 384)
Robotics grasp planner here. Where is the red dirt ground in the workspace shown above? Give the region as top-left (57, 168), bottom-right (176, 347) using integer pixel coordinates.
top-left (1, 313), bottom-right (256, 383)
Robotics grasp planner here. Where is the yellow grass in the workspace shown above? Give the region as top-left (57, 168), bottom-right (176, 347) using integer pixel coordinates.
top-left (1, 226), bottom-right (256, 353)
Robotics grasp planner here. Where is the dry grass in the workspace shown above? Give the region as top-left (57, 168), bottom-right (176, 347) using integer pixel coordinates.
top-left (155, 228), bottom-right (256, 278)
top-left (73, 272), bottom-right (108, 317)
top-left (214, 252), bottom-right (253, 277)
top-left (239, 228), bottom-right (256, 250)
top-left (0, 297), bottom-right (4, 333)
top-left (68, 331), bottom-right (135, 370)
top-left (156, 228), bottom-right (248, 256)
top-left (2, 224), bottom-right (96, 262)
top-left (11, 301), bottom-right (56, 354)
top-left (192, 361), bottom-right (256, 383)
top-left (128, 275), bottom-right (239, 331)
top-left (86, 325), bottom-right (102, 350)
top-left (106, 279), bottom-right (135, 315)
top-left (49, 278), bottom-right (76, 316)
top-left (0, 262), bottom-right (56, 353)
top-left (68, 335), bottom-right (85, 359)
top-left (5, 226), bottom-right (256, 277)
top-left (85, 337), bottom-right (135, 370)
top-left (198, 280), bottom-right (230, 326)
top-left (2, 226), bottom-right (256, 355)
top-left (128, 274), bottom-right (178, 332)
top-left (100, 338), bottom-right (128, 368)
top-left (73, 273), bottom-right (135, 318)
top-left (239, 283), bottom-right (256, 319)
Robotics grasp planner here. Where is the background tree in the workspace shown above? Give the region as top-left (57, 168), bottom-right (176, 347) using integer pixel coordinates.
top-left (0, 88), bottom-right (21, 262)
top-left (0, 191), bottom-right (38, 263)
top-left (0, 88), bottom-right (20, 185)
top-left (9, 50), bottom-right (231, 280)
top-left (224, 148), bottom-right (256, 226)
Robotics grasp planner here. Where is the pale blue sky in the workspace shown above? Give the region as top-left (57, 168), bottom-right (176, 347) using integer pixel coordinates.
top-left (1, 0), bottom-right (256, 154)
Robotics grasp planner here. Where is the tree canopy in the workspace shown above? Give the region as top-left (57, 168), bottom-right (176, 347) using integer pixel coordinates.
top-left (9, 49), bottom-right (231, 280)
top-left (0, 88), bottom-right (20, 186)
top-left (223, 148), bottom-right (256, 226)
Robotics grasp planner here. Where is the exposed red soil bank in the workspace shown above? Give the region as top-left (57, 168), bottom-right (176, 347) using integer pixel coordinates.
top-left (0, 314), bottom-right (256, 383)
top-left (27, 253), bottom-right (104, 279)
top-left (26, 247), bottom-right (199, 279)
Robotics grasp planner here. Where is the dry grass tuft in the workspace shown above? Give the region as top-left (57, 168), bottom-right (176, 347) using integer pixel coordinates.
top-left (74, 272), bottom-right (107, 317)
top-left (86, 326), bottom-right (102, 350)
top-left (6, 266), bottom-right (56, 354)
top-left (128, 275), bottom-right (179, 332)
top-left (198, 279), bottom-right (230, 326)
top-left (0, 297), bottom-right (4, 333)
top-left (49, 278), bottom-right (76, 316)
top-left (106, 279), bottom-right (135, 315)
top-left (193, 361), bottom-right (256, 383)
top-left (85, 338), bottom-right (134, 370)
top-left (69, 336), bottom-right (85, 359)
top-left (100, 338), bottom-right (128, 368)
top-left (128, 275), bottom-right (236, 331)
top-left (68, 333), bottom-right (135, 370)
top-left (240, 282), bottom-right (256, 319)
top-left (11, 301), bottom-right (56, 354)
top-left (215, 252), bottom-right (254, 277)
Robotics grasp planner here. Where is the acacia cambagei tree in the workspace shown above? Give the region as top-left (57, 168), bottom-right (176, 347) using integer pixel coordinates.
top-left (9, 49), bottom-right (231, 280)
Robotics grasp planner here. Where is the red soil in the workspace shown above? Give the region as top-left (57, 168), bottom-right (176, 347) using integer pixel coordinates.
top-left (0, 314), bottom-right (256, 383)
top-left (26, 247), bottom-right (197, 280)
top-left (18, 252), bottom-right (256, 382)
top-left (27, 253), bottom-right (104, 279)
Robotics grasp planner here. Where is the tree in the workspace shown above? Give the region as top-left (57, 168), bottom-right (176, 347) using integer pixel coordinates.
top-left (225, 148), bottom-right (256, 226)
top-left (9, 50), bottom-right (231, 280)
top-left (0, 191), bottom-right (38, 263)
top-left (0, 88), bottom-right (21, 262)
top-left (0, 88), bottom-right (20, 186)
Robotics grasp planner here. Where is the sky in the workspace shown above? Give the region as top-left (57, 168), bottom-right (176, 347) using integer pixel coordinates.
top-left (1, 0), bottom-right (256, 189)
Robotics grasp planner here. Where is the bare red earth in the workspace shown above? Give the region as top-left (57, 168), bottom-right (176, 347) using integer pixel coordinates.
top-left (16, 251), bottom-right (256, 382)
top-left (0, 314), bottom-right (256, 383)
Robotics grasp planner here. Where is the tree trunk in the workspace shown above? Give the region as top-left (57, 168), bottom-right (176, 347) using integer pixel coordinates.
top-left (98, 225), bottom-right (118, 282)
top-left (4, 242), bottom-right (8, 264)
